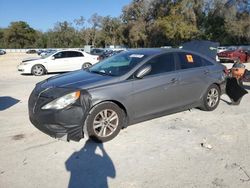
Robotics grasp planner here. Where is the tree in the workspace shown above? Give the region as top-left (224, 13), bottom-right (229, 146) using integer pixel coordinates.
top-left (88, 13), bottom-right (103, 46)
top-left (74, 16), bottom-right (86, 30)
top-left (47, 21), bottom-right (79, 48)
top-left (82, 28), bottom-right (92, 46)
top-left (147, 0), bottom-right (174, 20)
top-left (0, 28), bottom-right (6, 48)
top-left (122, 0), bottom-right (151, 23)
top-left (224, 1), bottom-right (250, 44)
top-left (4, 21), bottom-right (38, 48)
top-left (35, 31), bottom-right (48, 48)
top-left (100, 16), bottom-right (123, 47)
top-left (1, 0), bottom-right (249, 49)
top-left (154, 2), bottom-right (199, 46)
top-left (121, 0), bottom-right (151, 47)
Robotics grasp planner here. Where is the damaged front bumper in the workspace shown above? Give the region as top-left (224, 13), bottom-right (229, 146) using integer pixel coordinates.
top-left (29, 105), bottom-right (84, 141)
top-left (28, 84), bottom-right (92, 141)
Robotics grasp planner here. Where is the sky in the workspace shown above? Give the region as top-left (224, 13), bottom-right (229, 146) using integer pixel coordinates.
top-left (0, 0), bottom-right (131, 31)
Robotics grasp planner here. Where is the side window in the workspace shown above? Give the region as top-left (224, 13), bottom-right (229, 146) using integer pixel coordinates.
top-left (145, 53), bottom-right (175, 76)
top-left (54, 52), bottom-right (67, 59)
top-left (67, 51), bottom-right (84, 58)
top-left (177, 53), bottom-right (203, 70)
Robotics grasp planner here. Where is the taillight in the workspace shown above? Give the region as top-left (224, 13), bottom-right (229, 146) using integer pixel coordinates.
top-left (97, 56), bottom-right (100, 61)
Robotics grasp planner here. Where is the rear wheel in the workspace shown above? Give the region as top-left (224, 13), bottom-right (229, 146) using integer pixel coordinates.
top-left (201, 84), bottom-right (220, 111)
top-left (31, 64), bottom-right (46, 76)
top-left (82, 62), bottom-right (92, 69)
top-left (84, 102), bottom-right (125, 142)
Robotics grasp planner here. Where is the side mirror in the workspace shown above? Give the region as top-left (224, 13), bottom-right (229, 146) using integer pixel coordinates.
top-left (135, 65), bottom-right (152, 79)
top-left (51, 56), bottom-right (55, 60)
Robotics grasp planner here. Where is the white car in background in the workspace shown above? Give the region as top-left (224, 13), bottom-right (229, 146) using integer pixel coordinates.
top-left (18, 50), bottom-right (99, 76)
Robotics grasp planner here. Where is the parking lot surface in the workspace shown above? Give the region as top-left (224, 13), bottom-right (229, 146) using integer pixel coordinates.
top-left (0, 53), bottom-right (250, 188)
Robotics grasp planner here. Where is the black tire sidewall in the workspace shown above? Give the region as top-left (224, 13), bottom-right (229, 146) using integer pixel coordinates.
top-left (202, 84), bottom-right (220, 111)
top-left (85, 102), bottom-right (124, 142)
top-left (31, 64), bottom-right (45, 76)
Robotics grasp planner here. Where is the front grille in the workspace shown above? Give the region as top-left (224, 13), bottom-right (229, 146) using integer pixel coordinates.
top-left (28, 89), bottom-right (38, 112)
top-left (28, 88), bottom-right (52, 114)
top-left (35, 96), bottom-right (50, 111)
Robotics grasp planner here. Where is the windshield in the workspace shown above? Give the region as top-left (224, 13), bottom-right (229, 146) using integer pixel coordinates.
top-left (88, 51), bottom-right (148, 76)
top-left (42, 51), bottom-right (57, 59)
top-left (227, 46), bottom-right (237, 51)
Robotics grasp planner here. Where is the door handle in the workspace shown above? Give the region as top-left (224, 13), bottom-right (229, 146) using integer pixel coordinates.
top-left (164, 78), bottom-right (178, 90)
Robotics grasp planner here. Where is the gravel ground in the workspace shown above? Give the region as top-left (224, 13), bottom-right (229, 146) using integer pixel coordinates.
top-left (0, 53), bottom-right (250, 188)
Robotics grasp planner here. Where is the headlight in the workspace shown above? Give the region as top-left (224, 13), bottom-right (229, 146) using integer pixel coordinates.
top-left (21, 62), bottom-right (28, 65)
top-left (42, 91), bottom-right (80, 110)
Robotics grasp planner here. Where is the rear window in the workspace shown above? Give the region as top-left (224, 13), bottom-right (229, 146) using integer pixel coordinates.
top-left (67, 51), bottom-right (83, 57)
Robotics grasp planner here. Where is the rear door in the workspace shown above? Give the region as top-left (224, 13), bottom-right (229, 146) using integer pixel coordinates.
top-left (175, 52), bottom-right (211, 106)
top-left (131, 53), bottom-right (182, 119)
top-left (65, 51), bottom-right (85, 71)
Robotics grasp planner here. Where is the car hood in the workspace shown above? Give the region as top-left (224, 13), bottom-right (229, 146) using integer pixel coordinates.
top-left (40, 70), bottom-right (114, 90)
top-left (218, 50), bottom-right (234, 55)
top-left (222, 50), bottom-right (234, 54)
top-left (22, 57), bottom-right (41, 63)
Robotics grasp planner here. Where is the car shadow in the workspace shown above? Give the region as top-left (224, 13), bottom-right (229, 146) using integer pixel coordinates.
top-left (65, 139), bottom-right (116, 188)
top-left (0, 96), bottom-right (20, 111)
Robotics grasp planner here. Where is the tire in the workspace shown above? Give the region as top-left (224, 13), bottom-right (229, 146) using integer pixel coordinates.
top-left (201, 84), bottom-right (220, 111)
top-left (82, 62), bottom-right (92, 69)
top-left (31, 64), bottom-right (46, 76)
top-left (84, 102), bottom-right (125, 142)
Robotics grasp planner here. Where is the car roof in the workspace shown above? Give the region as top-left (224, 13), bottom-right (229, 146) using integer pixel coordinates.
top-left (124, 48), bottom-right (216, 62)
top-left (127, 48), bottom-right (175, 55)
top-left (57, 49), bottom-right (83, 52)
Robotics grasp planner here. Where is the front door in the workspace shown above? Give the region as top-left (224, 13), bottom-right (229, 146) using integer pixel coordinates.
top-left (47, 51), bottom-right (69, 72)
top-left (131, 53), bottom-right (182, 120)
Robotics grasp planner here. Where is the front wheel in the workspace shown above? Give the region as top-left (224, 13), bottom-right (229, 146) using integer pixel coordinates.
top-left (201, 84), bottom-right (220, 111)
top-left (84, 102), bottom-right (125, 142)
top-left (31, 64), bottom-right (46, 76)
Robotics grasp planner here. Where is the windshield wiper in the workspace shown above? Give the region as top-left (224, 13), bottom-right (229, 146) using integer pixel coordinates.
top-left (90, 70), bottom-right (115, 76)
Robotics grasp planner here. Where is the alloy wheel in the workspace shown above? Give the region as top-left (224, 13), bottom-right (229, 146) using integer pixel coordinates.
top-left (33, 65), bottom-right (44, 75)
top-left (93, 109), bottom-right (119, 137)
top-left (207, 88), bottom-right (219, 108)
top-left (82, 63), bottom-right (92, 69)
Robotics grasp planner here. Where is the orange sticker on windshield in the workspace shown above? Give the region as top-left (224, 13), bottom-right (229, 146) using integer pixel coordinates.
top-left (186, 55), bottom-right (194, 63)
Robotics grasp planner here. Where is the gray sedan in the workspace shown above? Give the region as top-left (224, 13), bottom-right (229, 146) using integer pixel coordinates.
top-left (29, 48), bottom-right (226, 142)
